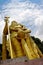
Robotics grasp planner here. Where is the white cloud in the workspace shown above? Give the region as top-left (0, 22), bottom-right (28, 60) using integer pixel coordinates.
top-left (0, 0), bottom-right (43, 42)
top-left (0, 20), bottom-right (5, 43)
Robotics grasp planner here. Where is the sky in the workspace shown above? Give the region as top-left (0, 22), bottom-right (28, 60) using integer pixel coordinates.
top-left (0, 0), bottom-right (43, 43)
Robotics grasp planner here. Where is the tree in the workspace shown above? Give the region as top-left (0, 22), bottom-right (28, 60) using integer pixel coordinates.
top-left (0, 44), bottom-right (2, 60)
top-left (31, 36), bottom-right (43, 53)
top-left (42, 41), bottom-right (43, 44)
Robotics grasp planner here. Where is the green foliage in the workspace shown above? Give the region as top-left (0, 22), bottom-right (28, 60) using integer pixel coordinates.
top-left (0, 44), bottom-right (2, 55)
top-left (0, 44), bottom-right (2, 60)
top-left (31, 36), bottom-right (43, 53)
top-left (42, 41), bottom-right (43, 44)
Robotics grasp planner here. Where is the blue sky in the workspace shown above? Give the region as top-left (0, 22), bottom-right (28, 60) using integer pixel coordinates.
top-left (0, 0), bottom-right (43, 7)
top-left (0, 0), bottom-right (43, 43)
top-left (0, 0), bottom-right (42, 5)
top-left (0, 0), bottom-right (43, 10)
top-left (0, 0), bottom-right (10, 5)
